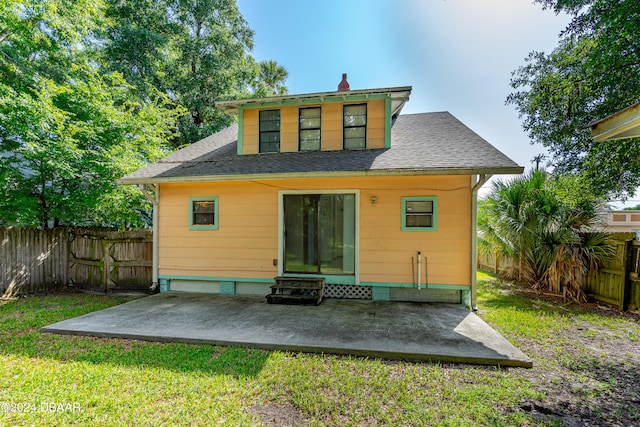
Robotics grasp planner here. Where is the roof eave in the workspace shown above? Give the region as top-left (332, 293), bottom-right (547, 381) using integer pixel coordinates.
top-left (216, 86), bottom-right (413, 114)
top-left (117, 166), bottom-right (524, 186)
top-left (590, 102), bottom-right (640, 142)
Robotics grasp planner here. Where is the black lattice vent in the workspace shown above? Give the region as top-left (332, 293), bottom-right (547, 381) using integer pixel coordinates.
top-left (324, 284), bottom-right (372, 299)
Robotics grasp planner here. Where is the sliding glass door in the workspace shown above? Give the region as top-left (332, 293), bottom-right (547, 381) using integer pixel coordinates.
top-left (283, 194), bottom-right (355, 275)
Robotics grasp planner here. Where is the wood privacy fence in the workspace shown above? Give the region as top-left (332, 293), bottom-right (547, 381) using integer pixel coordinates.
top-left (477, 251), bottom-right (510, 277)
top-left (0, 227), bottom-right (68, 295)
top-left (478, 233), bottom-right (640, 311)
top-left (0, 227), bottom-right (152, 295)
top-left (585, 238), bottom-right (640, 311)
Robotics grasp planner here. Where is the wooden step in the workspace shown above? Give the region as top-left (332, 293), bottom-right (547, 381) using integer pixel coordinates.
top-left (267, 276), bottom-right (325, 305)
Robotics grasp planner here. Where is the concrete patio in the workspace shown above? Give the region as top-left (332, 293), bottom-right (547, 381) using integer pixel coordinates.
top-left (42, 292), bottom-right (532, 367)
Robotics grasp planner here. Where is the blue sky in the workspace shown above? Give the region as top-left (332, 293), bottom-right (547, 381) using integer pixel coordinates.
top-left (237, 0), bottom-right (570, 191)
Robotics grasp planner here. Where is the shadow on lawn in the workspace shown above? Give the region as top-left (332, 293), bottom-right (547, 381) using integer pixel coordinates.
top-left (4, 331), bottom-right (272, 378)
top-left (0, 294), bottom-right (272, 378)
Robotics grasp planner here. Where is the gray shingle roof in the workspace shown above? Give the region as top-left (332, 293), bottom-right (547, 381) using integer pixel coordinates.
top-left (118, 112), bottom-right (523, 184)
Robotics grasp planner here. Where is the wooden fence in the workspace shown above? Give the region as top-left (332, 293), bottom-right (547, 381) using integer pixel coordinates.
top-left (477, 251), bottom-right (510, 277)
top-left (67, 228), bottom-right (152, 292)
top-left (585, 238), bottom-right (640, 311)
top-left (478, 233), bottom-right (640, 311)
top-left (0, 227), bottom-right (68, 295)
top-left (0, 227), bottom-right (152, 296)
top-left (625, 241), bottom-right (640, 311)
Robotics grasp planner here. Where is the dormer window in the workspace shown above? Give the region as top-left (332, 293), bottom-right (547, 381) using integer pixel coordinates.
top-left (259, 109), bottom-right (280, 153)
top-left (343, 104), bottom-right (367, 150)
top-left (216, 84), bottom-right (412, 155)
top-left (299, 107), bottom-right (321, 151)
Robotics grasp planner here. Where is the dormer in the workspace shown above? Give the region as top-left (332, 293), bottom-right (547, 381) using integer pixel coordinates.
top-left (215, 75), bottom-right (411, 155)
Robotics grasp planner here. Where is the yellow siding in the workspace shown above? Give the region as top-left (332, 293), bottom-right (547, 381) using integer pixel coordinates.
top-left (243, 109), bottom-right (258, 154)
top-left (159, 182), bottom-right (278, 278)
top-left (357, 175), bottom-right (471, 286)
top-left (322, 103), bottom-right (343, 151)
top-left (280, 106), bottom-right (298, 152)
top-left (366, 99), bottom-right (386, 149)
top-left (158, 176), bottom-right (472, 287)
top-left (241, 98), bottom-right (389, 154)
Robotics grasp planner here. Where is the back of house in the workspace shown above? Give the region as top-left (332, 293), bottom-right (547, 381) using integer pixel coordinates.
top-left (119, 75), bottom-right (523, 308)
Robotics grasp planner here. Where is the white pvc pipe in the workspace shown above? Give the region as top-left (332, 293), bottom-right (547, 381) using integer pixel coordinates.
top-left (417, 251), bottom-right (422, 290)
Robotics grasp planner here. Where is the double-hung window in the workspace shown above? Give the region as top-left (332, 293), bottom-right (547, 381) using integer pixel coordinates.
top-left (402, 197), bottom-right (437, 231)
top-left (190, 197), bottom-right (219, 230)
top-left (259, 109), bottom-right (280, 153)
top-left (343, 104), bottom-right (367, 150)
top-left (299, 107), bottom-right (321, 151)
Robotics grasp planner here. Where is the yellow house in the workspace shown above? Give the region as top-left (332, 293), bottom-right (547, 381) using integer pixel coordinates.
top-left (590, 102), bottom-right (640, 142)
top-left (119, 76), bottom-right (523, 308)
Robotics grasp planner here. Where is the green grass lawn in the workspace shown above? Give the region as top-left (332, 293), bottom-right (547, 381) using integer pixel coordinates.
top-left (0, 275), bottom-right (638, 426)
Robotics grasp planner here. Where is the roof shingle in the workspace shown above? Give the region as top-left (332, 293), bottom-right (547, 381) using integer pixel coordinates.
top-left (119, 112), bottom-right (523, 184)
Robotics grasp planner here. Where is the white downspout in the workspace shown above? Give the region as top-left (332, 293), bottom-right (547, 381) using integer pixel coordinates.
top-left (417, 251), bottom-right (422, 290)
top-left (139, 184), bottom-right (159, 291)
top-left (471, 174), bottom-right (491, 311)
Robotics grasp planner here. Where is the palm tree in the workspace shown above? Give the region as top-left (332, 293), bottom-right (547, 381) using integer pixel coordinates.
top-left (478, 171), bottom-right (613, 301)
top-left (479, 170), bottom-right (554, 283)
top-left (531, 153), bottom-right (547, 170)
top-left (537, 201), bottom-right (613, 301)
top-left (258, 60), bottom-right (288, 96)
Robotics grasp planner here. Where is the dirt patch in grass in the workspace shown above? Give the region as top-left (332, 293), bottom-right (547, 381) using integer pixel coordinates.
top-left (247, 402), bottom-right (309, 426)
top-left (484, 281), bottom-right (640, 426)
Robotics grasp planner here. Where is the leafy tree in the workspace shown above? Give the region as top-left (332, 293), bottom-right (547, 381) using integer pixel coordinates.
top-left (103, 0), bottom-right (287, 146)
top-left (546, 172), bottom-right (603, 209)
top-left (0, 0), bottom-right (183, 228)
top-left (1, 0), bottom-right (286, 227)
top-left (479, 170), bottom-right (612, 301)
top-left (102, 0), bottom-right (171, 99)
top-left (507, 0), bottom-right (640, 199)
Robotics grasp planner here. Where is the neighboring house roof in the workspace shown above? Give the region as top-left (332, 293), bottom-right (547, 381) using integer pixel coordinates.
top-left (118, 112), bottom-right (523, 185)
top-left (591, 102), bottom-right (640, 142)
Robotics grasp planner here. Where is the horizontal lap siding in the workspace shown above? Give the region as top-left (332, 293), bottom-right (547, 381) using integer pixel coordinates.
top-left (159, 182), bottom-right (278, 278)
top-left (358, 176), bottom-right (471, 286)
top-left (242, 109), bottom-right (258, 154)
top-left (367, 99), bottom-right (386, 149)
top-left (158, 176), bottom-right (471, 286)
top-left (241, 99), bottom-right (387, 154)
top-left (322, 103), bottom-right (342, 150)
top-left (280, 106), bottom-right (298, 152)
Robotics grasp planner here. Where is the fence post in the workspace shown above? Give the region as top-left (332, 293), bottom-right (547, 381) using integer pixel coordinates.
top-left (102, 240), bottom-right (111, 293)
top-left (622, 239), bottom-right (634, 311)
top-left (66, 230), bottom-right (73, 288)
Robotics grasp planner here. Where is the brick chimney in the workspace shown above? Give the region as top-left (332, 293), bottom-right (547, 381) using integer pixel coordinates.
top-left (338, 73), bottom-right (350, 91)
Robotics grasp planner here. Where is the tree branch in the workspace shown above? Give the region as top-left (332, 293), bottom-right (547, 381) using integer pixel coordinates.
top-left (0, 28), bottom-right (12, 44)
